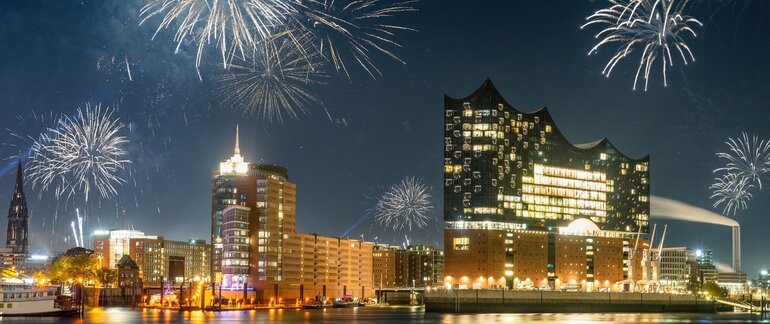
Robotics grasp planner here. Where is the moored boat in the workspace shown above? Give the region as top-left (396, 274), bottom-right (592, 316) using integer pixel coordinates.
top-left (302, 296), bottom-right (333, 309)
top-left (0, 281), bottom-right (78, 316)
top-left (333, 296), bottom-right (359, 308)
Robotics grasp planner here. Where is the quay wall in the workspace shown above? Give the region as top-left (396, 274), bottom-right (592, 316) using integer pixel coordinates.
top-left (424, 290), bottom-right (715, 313)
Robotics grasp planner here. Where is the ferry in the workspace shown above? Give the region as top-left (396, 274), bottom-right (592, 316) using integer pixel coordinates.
top-left (0, 281), bottom-right (78, 316)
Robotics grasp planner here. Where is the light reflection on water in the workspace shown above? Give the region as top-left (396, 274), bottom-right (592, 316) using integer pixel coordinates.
top-left (2, 307), bottom-right (769, 323)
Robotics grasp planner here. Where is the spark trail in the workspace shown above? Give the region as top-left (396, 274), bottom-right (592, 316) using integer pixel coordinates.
top-left (140, 0), bottom-right (296, 77)
top-left (582, 0), bottom-right (702, 90)
top-left (214, 30), bottom-right (327, 123)
top-left (27, 103), bottom-right (131, 202)
top-left (375, 176), bottom-right (433, 232)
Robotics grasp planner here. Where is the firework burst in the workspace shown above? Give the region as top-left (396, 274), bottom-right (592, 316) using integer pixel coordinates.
top-left (140, 0), bottom-right (296, 77)
top-left (290, 0), bottom-right (418, 80)
top-left (710, 173), bottom-right (753, 215)
top-left (375, 176), bottom-right (433, 231)
top-left (581, 0), bottom-right (703, 90)
top-left (715, 132), bottom-right (770, 189)
top-left (27, 103), bottom-right (131, 202)
top-left (214, 30), bottom-right (327, 123)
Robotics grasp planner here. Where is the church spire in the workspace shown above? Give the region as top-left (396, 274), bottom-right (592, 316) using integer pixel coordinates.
top-left (7, 159), bottom-right (29, 254)
top-left (234, 125), bottom-right (240, 155)
top-left (14, 159), bottom-right (23, 196)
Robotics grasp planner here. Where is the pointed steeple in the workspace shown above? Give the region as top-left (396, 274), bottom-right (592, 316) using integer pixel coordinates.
top-left (14, 159), bottom-right (23, 198)
top-left (7, 159), bottom-right (29, 254)
top-left (234, 125), bottom-right (240, 155)
top-left (219, 126), bottom-right (249, 175)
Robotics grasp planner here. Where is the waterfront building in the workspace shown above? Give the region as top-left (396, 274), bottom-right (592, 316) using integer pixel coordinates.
top-left (213, 128), bottom-right (373, 302)
top-left (656, 247), bottom-right (698, 293)
top-left (93, 229), bottom-right (155, 268)
top-left (442, 80), bottom-right (650, 290)
top-left (211, 126), bottom-right (297, 285)
top-left (279, 233), bottom-right (373, 300)
top-left (372, 244), bottom-right (444, 289)
top-left (116, 255), bottom-right (141, 288)
top-left (694, 249), bottom-right (717, 284)
top-left (221, 205), bottom-right (251, 290)
top-left (717, 272), bottom-right (748, 295)
top-left (399, 245), bottom-right (444, 288)
top-left (0, 248), bottom-right (49, 276)
top-left (93, 229), bottom-right (210, 287)
top-left (128, 238), bottom-right (210, 286)
top-left (6, 161), bottom-right (29, 254)
top-left (756, 270), bottom-right (770, 291)
top-left (373, 244), bottom-right (399, 288)
top-left (695, 249), bottom-right (713, 265)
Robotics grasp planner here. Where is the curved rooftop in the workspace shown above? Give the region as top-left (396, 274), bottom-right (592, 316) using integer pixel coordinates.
top-left (445, 79), bottom-right (649, 162)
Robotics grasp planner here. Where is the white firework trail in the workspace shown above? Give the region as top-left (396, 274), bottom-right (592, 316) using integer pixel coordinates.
top-left (70, 221), bottom-right (80, 247)
top-left (27, 103), bottom-right (131, 202)
top-left (375, 176), bottom-right (433, 231)
top-left (125, 55), bottom-right (133, 81)
top-left (214, 30), bottom-right (327, 123)
top-left (290, 0), bottom-right (419, 80)
top-left (140, 0), bottom-right (296, 78)
top-left (77, 208), bottom-right (84, 248)
top-left (581, 0), bottom-right (703, 90)
top-left (715, 132), bottom-right (770, 189)
top-left (710, 173), bottom-right (753, 216)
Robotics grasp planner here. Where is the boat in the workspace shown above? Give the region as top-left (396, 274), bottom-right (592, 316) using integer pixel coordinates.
top-left (333, 296), bottom-right (359, 308)
top-left (0, 281), bottom-right (78, 316)
top-left (302, 296), bottom-right (332, 309)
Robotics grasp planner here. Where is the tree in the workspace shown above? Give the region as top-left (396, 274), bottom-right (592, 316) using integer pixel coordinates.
top-left (49, 255), bottom-right (99, 285)
top-left (96, 268), bottom-right (117, 288)
top-left (701, 281), bottom-right (729, 298)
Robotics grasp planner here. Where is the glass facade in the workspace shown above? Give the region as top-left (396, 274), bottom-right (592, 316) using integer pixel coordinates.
top-left (444, 80), bottom-right (650, 233)
top-left (222, 205), bottom-right (251, 289)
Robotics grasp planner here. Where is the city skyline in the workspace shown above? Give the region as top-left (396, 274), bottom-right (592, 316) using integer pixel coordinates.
top-left (1, 0), bottom-right (770, 277)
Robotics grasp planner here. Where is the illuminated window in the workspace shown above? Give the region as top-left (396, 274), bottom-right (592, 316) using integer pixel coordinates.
top-left (453, 237), bottom-right (470, 250)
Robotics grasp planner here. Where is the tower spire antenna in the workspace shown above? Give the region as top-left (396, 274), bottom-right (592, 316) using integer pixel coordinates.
top-left (15, 158), bottom-right (23, 195)
top-left (234, 125), bottom-right (240, 155)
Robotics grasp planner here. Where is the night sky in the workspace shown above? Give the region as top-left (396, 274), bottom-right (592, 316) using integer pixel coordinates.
top-left (1, 1), bottom-right (769, 274)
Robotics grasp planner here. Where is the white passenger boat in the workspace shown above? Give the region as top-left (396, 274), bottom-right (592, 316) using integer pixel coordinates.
top-left (0, 281), bottom-right (77, 316)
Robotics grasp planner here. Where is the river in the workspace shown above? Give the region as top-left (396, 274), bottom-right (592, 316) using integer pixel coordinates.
top-left (3, 307), bottom-right (769, 323)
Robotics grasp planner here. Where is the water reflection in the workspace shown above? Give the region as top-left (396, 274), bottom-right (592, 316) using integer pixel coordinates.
top-left (2, 307), bottom-right (768, 323)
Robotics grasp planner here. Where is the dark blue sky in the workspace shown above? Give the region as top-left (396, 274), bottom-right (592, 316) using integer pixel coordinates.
top-left (1, 1), bottom-right (769, 274)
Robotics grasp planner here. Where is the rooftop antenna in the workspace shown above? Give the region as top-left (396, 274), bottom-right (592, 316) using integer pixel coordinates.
top-left (234, 125), bottom-right (240, 155)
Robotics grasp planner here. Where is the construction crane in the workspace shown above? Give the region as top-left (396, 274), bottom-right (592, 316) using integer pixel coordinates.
top-left (649, 224), bottom-right (668, 293)
top-left (620, 226), bottom-right (643, 292)
top-left (639, 224), bottom-right (657, 289)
